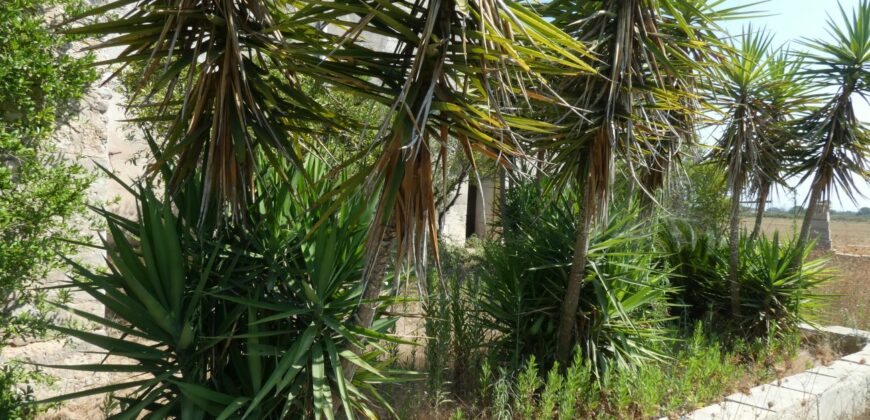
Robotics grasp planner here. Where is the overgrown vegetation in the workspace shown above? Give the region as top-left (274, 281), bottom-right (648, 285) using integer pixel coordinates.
top-left (412, 182), bottom-right (829, 418)
top-left (479, 183), bottom-right (673, 373)
top-left (450, 325), bottom-right (801, 419)
top-left (41, 153), bottom-right (412, 418)
top-left (0, 0), bottom-right (94, 341)
top-left (3, 0), bottom-right (867, 418)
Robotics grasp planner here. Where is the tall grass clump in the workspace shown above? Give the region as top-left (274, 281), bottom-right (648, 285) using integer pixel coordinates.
top-left (424, 242), bottom-right (488, 402)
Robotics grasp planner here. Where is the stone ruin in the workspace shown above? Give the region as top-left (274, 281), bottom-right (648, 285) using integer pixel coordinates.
top-left (809, 201), bottom-right (833, 251)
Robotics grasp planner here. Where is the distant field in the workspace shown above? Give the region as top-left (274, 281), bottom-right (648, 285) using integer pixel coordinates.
top-left (743, 216), bottom-right (870, 256)
top-left (743, 216), bottom-right (870, 330)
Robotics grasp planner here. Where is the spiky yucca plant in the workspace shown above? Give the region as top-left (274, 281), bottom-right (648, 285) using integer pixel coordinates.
top-left (41, 154), bottom-right (410, 419)
top-left (708, 27), bottom-right (777, 316)
top-left (68, 2), bottom-right (595, 375)
top-left (541, 0), bottom-right (736, 363)
top-left (477, 182), bottom-right (674, 374)
top-left (795, 0), bottom-right (870, 247)
top-left (660, 221), bottom-right (831, 337)
top-left (749, 50), bottom-right (814, 241)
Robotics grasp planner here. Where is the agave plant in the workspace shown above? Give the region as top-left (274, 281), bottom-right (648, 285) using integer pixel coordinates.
top-left (740, 232), bottom-right (832, 335)
top-left (659, 221), bottom-right (831, 337)
top-left (40, 154), bottom-right (410, 418)
top-left (794, 0), bottom-right (870, 247)
top-left (477, 182), bottom-right (674, 374)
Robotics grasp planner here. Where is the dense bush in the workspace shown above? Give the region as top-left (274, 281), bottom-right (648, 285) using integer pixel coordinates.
top-left (413, 182), bottom-right (830, 417)
top-left (475, 183), bottom-right (673, 373)
top-left (47, 156), bottom-right (409, 418)
top-left (0, 362), bottom-right (41, 420)
top-left (0, 0), bottom-right (94, 143)
top-left (660, 221), bottom-right (831, 336)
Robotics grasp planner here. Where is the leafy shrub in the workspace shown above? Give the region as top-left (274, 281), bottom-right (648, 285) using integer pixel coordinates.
top-left (662, 161), bottom-right (730, 237)
top-left (0, 0), bottom-right (95, 144)
top-left (0, 149), bottom-right (90, 341)
top-left (0, 0), bottom-right (95, 342)
top-left (478, 182), bottom-right (673, 373)
top-left (660, 221), bottom-right (831, 336)
top-left (0, 363), bottom-right (42, 420)
top-left (45, 156), bottom-right (408, 418)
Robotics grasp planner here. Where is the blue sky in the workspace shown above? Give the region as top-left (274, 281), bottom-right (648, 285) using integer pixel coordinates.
top-left (717, 0), bottom-right (870, 211)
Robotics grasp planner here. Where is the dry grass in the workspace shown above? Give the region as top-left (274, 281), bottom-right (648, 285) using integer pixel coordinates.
top-left (744, 216), bottom-right (870, 330)
top-left (744, 216), bottom-right (870, 255)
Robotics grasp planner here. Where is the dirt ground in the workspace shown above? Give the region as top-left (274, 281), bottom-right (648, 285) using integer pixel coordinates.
top-left (745, 216), bottom-right (870, 330)
top-left (0, 333), bottom-right (138, 419)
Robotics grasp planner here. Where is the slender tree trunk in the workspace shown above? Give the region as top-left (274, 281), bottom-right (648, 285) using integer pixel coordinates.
top-left (556, 182), bottom-right (595, 365)
top-left (750, 182), bottom-right (770, 242)
top-left (343, 221), bottom-right (396, 381)
top-left (727, 179), bottom-right (743, 317)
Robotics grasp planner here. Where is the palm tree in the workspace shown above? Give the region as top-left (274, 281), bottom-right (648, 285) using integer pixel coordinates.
top-left (69, 0), bottom-right (396, 219)
top-left (749, 50), bottom-right (813, 241)
top-left (637, 0), bottom-right (749, 214)
top-left (542, 0), bottom-right (724, 364)
top-left (72, 0), bottom-right (593, 378)
top-left (795, 0), bottom-right (870, 248)
top-left (707, 27), bottom-right (778, 315)
top-left (75, 1), bottom-right (335, 261)
top-left (330, 2), bottom-right (592, 378)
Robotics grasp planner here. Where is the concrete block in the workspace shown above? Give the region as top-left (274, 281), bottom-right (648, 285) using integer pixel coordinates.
top-left (816, 371), bottom-right (870, 419)
top-left (819, 326), bottom-right (870, 341)
top-left (724, 384), bottom-right (817, 419)
top-left (680, 400), bottom-right (767, 420)
top-left (841, 351), bottom-right (870, 365)
top-left (809, 360), bottom-right (870, 377)
top-left (773, 369), bottom-right (870, 419)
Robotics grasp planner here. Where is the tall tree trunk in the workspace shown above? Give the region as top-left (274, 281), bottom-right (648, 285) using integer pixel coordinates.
top-left (343, 221), bottom-right (396, 380)
top-left (556, 181), bottom-right (595, 365)
top-left (727, 179), bottom-right (743, 317)
top-left (749, 181), bottom-right (770, 242)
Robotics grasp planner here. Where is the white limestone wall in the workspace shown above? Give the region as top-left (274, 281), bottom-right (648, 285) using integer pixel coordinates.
top-left (441, 180), bottom-right (470, 244)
